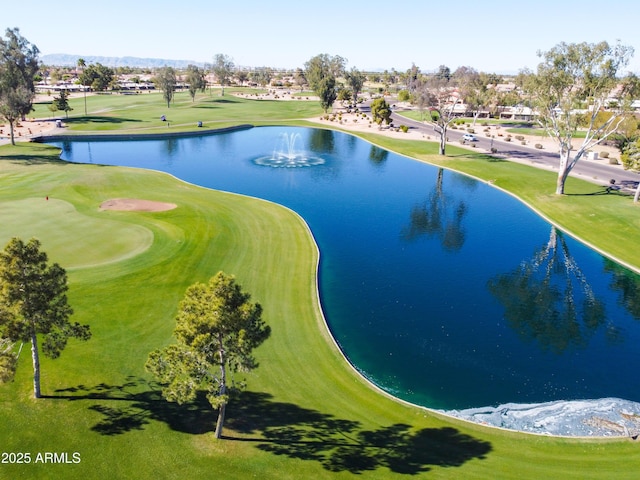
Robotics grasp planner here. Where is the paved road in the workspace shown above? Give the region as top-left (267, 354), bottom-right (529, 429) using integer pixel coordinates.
top-left (389, 109), bottom-right (639, 193)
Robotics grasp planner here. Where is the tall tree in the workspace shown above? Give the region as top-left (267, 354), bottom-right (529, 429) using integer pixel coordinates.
top-left (315, 76), bottom-right (337, 112)
top-left (304, 54), bottom-right (346, 112)
top-left (435, 64), bottom-right (451, 82)
top-left (293, 67), bottom-right (306, 91)
top-left (52, 89), bottom-right (73, 118)
top-left (0, 28), bottom-right (39, 145)
top-left (453, 66), bottom-right (487, 125)
top-left (154, 66), bottom-right (177, 108)
top-left (186, 64), bottom-right (206, 102)
top-left (78, 63), bottom-right (114, 92)
top-left (146, 271), bottom-right (270, 439)
top-left (406, 63), bottom-right (421, 92)
top-left (525, 41), bottom-right (637, 194)
top-left (212, 54), bottom-right (234, 96)
top-left (251, 67), bottom-right (272, 88)
top-left (421, 76), bottom-right (462, 155)
top-left (77, 58), bottom-right (87, 115)
top-left (235, 70), bottom-right (248, 86)
top-left (0, 238), bottom-right (91, 398)
top-left (345, 67), bottom-right (366, 105)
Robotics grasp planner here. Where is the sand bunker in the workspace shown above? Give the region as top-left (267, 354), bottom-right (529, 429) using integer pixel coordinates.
top-left (100, 198), bottom-right (177, 212)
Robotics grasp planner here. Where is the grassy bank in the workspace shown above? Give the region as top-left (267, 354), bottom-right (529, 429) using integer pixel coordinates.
top-left (31, 89), bottom-right (324, 134)
top-left (1, 94), bottom-right (640, 478)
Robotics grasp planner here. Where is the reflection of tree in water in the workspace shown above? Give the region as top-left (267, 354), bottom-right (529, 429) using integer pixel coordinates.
top-left (162, 138), bottom-right (180, 158)
top-left (61, 139), bottom-right (73, 156)
top-left (401, 169), bottom-right (467, 252)
top-left (368, 145), bottom-right (389, 166)
top-left (309, 128), bottom-right (335, 154)
top-left (488, 227), bottom-right (611, 353)
top-left (604, 259), bottom-right (640, 320)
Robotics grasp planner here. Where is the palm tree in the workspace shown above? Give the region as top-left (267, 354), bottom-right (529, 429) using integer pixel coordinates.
top-left (77, 58), bottom-right (86, 115)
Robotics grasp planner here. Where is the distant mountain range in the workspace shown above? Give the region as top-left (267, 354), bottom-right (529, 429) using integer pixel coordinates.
top-left (41, 54), bottom-right (205, 69)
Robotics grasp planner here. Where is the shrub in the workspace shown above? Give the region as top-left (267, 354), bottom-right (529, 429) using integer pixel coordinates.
top-left (397, 89), bottom-right (411, 102)
top-left (491, 147), bottom-right (498, 153)
top-left (600, 151), bottom-right (610, 159)
top-left (535, 143), bottom-right (543, 149)
top-left (467, 128), bottom-right (475, 134)
top-left (609, 157), bottom-right (619, 165)
top-left (515, 135), bottom-right (525, 141)
top-left (400, 125), bottom-right (409, 133)
top-left (505, 137), bottom-right (511, 142)
top-left (521, 141), bottom-right (527, 145)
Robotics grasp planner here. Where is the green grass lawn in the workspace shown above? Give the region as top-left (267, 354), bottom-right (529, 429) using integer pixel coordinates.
top-left (503, 126), bottom-right (586, 138)
top-left (32, 89), bottom-right (324, 134)
top-left (1, 96), bottom-right (640, 479)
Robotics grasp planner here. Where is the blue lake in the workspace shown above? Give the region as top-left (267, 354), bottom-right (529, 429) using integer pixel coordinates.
top-left (53, 126), bottom-right (640, 410)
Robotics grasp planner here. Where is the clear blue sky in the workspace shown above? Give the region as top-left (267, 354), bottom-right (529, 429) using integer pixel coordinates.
top-left (6, 0), bottom-right (640, 74)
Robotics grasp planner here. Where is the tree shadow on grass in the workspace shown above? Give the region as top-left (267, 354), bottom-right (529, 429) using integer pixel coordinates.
top-left (63, 116), bottom-right (143, 125)
top-left (196, 98), bottom-right (240, 107)
top-left (49, 381), bottom-right (492, 474)
top-left (564, 179), bottom-right (639, 197)
top-left (0, 143), bottom-right (69, 165)
top-left (3, 155), bottom-right (71, 166)
top-left (565, 187), bottom-right (628, 196)
top-left (447, 152), bottom-right (507, 162)
top-left (225, 391), bottom-right (492, 475)
top-left (48, 377), bottom-right (216, 436)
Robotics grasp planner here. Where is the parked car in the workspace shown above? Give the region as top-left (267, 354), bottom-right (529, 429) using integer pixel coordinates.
top-left (462, 133), bottom-right (477, 142)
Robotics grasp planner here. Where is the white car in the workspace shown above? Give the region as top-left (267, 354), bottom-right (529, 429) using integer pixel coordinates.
top-left (462, 134), bottom-right (477, 142)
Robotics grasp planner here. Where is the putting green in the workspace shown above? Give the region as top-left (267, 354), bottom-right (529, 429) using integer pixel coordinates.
top-left (0, 197), bottom-right (153, 268)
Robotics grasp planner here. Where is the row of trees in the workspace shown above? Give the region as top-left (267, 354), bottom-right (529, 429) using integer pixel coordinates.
top-left (303, 54), bottom-right (369, 113)
top-left (2, 27), bottom-right (639, 197)
top-left (153, 53), bottom-right (234, 107)
top-left (0, 236), bottom-right (270, 438)
top-left (369, 42), bottom-right (639, 196)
